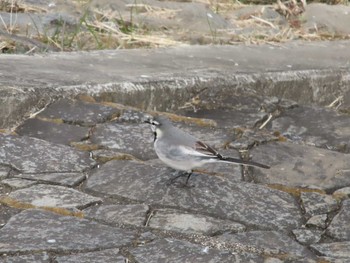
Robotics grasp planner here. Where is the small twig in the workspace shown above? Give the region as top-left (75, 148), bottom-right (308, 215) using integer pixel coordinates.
top-left (326, 95), bottom-right (343, 109)
top-left (250, 15), bottom-right (277, 29)
top-left (259, 113), bottom-right (273, 129)
top-left (144, 210), bottom-right (155, 227)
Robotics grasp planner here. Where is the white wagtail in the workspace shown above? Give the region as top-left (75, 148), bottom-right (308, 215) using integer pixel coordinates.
top-left (145, 115), bottom-right (270, 185)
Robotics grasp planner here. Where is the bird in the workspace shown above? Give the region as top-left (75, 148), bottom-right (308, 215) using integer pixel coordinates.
top-left (144, 115), bottom-right (270, 185)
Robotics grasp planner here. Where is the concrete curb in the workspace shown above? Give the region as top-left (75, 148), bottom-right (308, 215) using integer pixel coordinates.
top-left (1, 41), bottom-right (350, 129)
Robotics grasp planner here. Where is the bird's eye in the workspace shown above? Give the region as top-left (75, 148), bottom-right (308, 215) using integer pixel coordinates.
top-left (152, 120), bottom-right (160, 126)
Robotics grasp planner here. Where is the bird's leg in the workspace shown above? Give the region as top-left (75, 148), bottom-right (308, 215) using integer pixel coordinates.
top-left (168, 170), bottom-right (193, 186)
top-left (185, 171), bottom-right (193, 185)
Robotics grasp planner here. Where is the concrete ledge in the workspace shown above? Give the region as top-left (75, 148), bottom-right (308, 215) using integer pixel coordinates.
top-left (1, 40), bottom-right (350, 129)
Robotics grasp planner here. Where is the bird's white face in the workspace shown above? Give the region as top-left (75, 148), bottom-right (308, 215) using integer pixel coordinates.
top-left (144, 117), bottom-right (163, 140)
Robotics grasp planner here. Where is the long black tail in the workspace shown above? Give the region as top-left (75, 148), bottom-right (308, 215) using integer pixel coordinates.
top-left (218, 156), bottom-right (270, 169)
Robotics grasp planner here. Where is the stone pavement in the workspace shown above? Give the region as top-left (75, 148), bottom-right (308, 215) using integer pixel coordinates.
top-left (0, 93), bottom-right (350, 262)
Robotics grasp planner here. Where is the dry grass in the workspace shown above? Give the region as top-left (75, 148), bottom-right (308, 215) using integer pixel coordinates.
top-left (0, 0), bottom-right (349, 53)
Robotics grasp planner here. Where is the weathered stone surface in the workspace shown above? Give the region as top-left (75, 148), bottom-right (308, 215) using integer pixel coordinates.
top-left (303, 3), bottom-right (350, 36)
top-left (0, 205), bottom-right (21, 227)
top-left (15, 172), bottom-right (86, 187)
top-left (1, 178), bottom-right (37, 189)
top-left (333, 187), bottom-right (350, 200)
top-left (0, 166), bottom-right (10, 180)
top-left (15, 118), bottom-right (89, 145)
top-left (326, 199), bottom-right (350, 241)
top-left (86, 160), bottom-right (302, 230)
top-left (0, 134), bottom-right (95, 173)
top-left (56, 248), bottom-right (126, 263)
top-left (0, 209), bottom-right (135, 253)
top-left (91, 149), bottom-right (137, 163)
top-left (91, 0), bottom-right (228, 35)
top-left (217, 231), bottom-right (313, 260)
top-left (179, 95), bottom-right (267, 129)
top-left (84, 204), bottom-right (149, 227)
top-left (129, 238), bottom-right (263, 263)
top-left (306, 214), bottom-right (328, 229)
top-left (251, 141), bottom-right (350, 190)
top-left (0, 253), bottom-right (50, 263)
top-left (9, 184), bottom-right (101, 209)
top-left (271, 105), bottom-right (350, 152)
top-left (310, 242), bottom-right (350, 259)
top-left (149, 208), bottom-right (245, 235)
top-left (292, 229), bottom-right (323, 245)
top-left (38, 99), bottom-right (120, 126)
top-left (90, 123), bottom-right (156, 160)
top-left (301, 192), bottom-right (339, 218)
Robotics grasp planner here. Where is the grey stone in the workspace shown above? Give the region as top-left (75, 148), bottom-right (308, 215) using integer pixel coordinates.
top-left (306, 214), bottom-right (328, 229)
top-left (90, 122), bottom-right (156, 160)
top-left (85, 160), bottom-right (302, 230)
top-left (9, 184), bottom-right (101, 209)
top-left (15, 118), bottom-right (90, 145)
top-left (292, 229), bottom-right (323, 245)
top-left (0, 205), bottom-right (21, 227)
top-left (55, 248), bottom-right (126, 263)
top-left (1, 178), bottom-right (37, 189)
top-left (91, 0), bottom-right (228, 34)
top-left (0, 253), bottom-right (50, 263)
top-left (310, 242), bottom-right (350, 259)
top-left (271, 105), bottom-right (350, 152)
top-left (0, 166), bottom-right (10, 180)
top-left (178, 95), bottom-right (267, 129)
top-left (303, 3), bottom-right (350, 35)
top-left (217, 231), bottom-right (313, 260)
top-left (301, 192), bottom-right (339, 218)
top-left (333, 187), bottom-right (350, 200)
top-left (14, 172), bottom-right (86, 187)
top-left (0, 209), bottom-right (135, 253)
top-left (38, 99), bottom-right (120, 126)
top-left (129, 238), bottom-right (264, 263)
top-left (327, 199), bottom-right (350, 241)
top-left (251, 142), bottom-right (350, 191)
top-left (84, 204), bottom-right (149, 227)
top-left (148, 208), bottom-right (245, 235)
top-left (0, 134), bottom-right (95, 173)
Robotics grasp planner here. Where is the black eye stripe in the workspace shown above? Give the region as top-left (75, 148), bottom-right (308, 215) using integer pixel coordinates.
top-left (152, 121), bottom-right (160, 126)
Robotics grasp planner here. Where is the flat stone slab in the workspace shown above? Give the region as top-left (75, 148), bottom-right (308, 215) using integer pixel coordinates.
top-left (301, 192), bottom-right (339, 218)
top-left (84, 204), bottom-right (149, 227)
top-left (333, 187), bottom-right (350, 200)
top-left (326, 199), bottom-right (350, 241)
top-left (251, 141), bottom-right (350, 190)
top-left (9, 184), bottom-right (101, 209)
top-left (0, 134), bottom-right (95, 173)
top-left (306, 214), bottom-right (328, 229)
top-left (55, 248), bottom-right (126, 263)
top-left (271, 105), bottom-right (350, 153)
top-left (38, 98), bottom-right (120, 126)
top-left (14, 172), bottom-right (86, 187)
top-left (217, 231), bottom-right (313, 260)
top-left (129, 238), bottom-right (263, 262)
top-left (148, 208), bottom-right (245, 235)
top-left (0, 209), bottom-right (135, 253)
top-left (1, 178), bottom-right (37, 189)
top-left (0, 253), bottom-right (50, 263)
top-left (178, 95), bottom-right (267, 129)
top-left (85, 160), bottom-right (302, 230)
top-left (15, 118), bottom-right (90, 145)
top-left (90, 123), bottom-right (156, 160)
top-left (292, 229), bottom-right (323, 245)
top-left (310, 242), bottom-right (350, 259)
